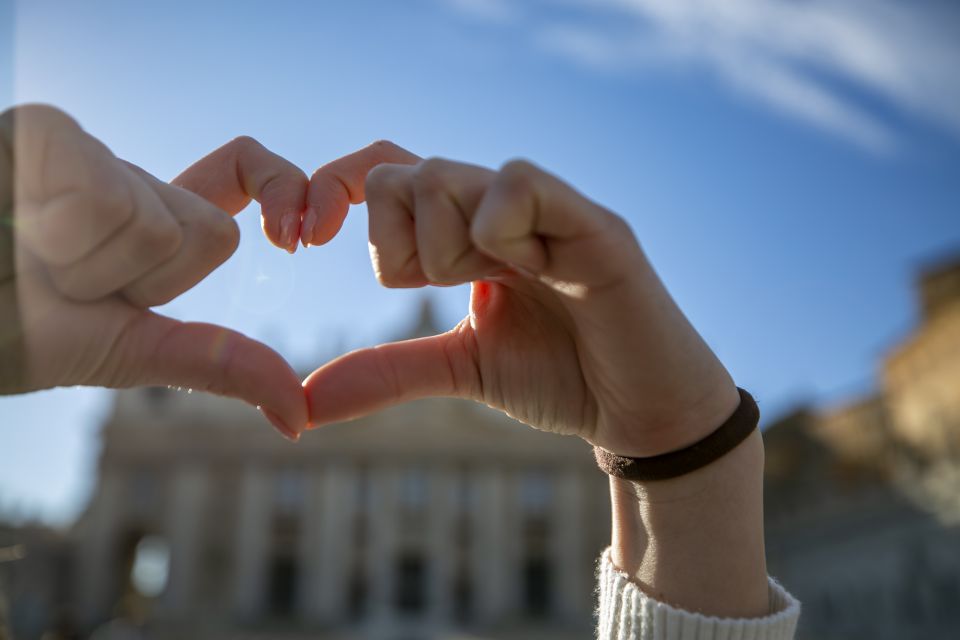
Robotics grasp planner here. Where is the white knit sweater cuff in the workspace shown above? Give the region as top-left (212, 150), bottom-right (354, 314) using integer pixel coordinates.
top-left (596, 549), bottom-right (801, 640)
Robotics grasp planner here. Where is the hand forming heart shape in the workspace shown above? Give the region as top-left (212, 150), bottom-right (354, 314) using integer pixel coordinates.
top-left (3, 104), bottom-right (741, 460)
top-left (298, 143), bottom-right (741, 459)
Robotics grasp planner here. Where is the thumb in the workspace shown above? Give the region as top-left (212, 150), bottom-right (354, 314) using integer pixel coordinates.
top-left (303, 328), bottom-right (478, 428)
top-left (107, 311), bottom-right (308, 440)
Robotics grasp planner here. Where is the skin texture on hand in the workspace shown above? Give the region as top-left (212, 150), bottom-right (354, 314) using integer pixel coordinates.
top-left (301, 144), bottom-right (741, 458)
top-left (2, 104), bottom-right (309, 438)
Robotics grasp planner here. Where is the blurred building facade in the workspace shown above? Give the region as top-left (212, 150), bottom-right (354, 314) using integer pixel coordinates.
top-left (2, 301), bottom-right (611, 640)
top-left (4, 255), bottom-right (960, 639)
top-left (764, 254), bottom-right (960, 639)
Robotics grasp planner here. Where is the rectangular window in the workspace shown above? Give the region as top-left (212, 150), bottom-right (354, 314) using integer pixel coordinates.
top-left (453, 569), bottom-right (472, 623)
top-left (348, 568), bottom-right (368, 620)
top-left (267, 555), bottom-right (298, 616)
top-left (400, 468), bottom-right (428, 511)
top-left (519, 470), bottom-right (553, 515)
top-left (523, 557), bottom-right (551, 617)
top-left (274, 469), bottom-right (304, 514)
top-left (395, 553), bottom-right (427, 614)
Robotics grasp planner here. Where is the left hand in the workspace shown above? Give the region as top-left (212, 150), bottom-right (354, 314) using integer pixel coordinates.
top-left (3, 105), bottom-right (310, 438)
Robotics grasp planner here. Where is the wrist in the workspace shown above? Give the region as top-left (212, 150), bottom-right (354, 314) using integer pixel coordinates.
top-left (609, 429), bottom-right (768, 618)
top-left (595, 376), bottom-right (742, 459)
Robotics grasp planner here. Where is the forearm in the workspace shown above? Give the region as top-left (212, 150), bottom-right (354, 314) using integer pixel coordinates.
top-left (609, 428), bottom-right (769, 618)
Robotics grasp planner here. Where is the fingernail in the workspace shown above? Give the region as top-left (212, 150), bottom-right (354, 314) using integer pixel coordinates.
top-left (301, 208), bottom-right (317, 247)
top-left (280, 213), bottom-right (298, 252)
top-left (261, 408), bottom-right (300, 442)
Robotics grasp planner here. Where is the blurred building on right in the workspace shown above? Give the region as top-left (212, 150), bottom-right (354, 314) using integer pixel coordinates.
top-left (764, 253), bottom-right (960, 640)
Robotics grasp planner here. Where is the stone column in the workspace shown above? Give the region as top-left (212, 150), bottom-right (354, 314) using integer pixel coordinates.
top-left (301, 463), bottom-right (355, 622)
top-left (472, 466), bottom-right (515, 621)
top-left (427, 466), bottom-right (456, 626)
top-left (163, 464), bottom-right (209, 615)
top-left (76, 468), bottom-right (124, 628)
top-left (551, 467), bottom-right (585, 619)
top-left (367, 466), bottom-right (398, 630)
top-left (232, 465), bottom-right (272, 618)
top-left (297, 467), bottom-right (324, 620)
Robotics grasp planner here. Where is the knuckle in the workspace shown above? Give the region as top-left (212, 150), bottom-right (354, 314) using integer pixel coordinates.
top-left (133, 214), bottom-right (182, 260)
top-left (34, 187), bottom-right (130, 267)
top-left (368, 164), bottom-right (397, 190)
top-left (230, 134), bottom-right (261, 153)
top-left (366, 139), bottom-right (402, 160)
top-left (498, 158), bottom-right (539, 191)
top-left (372, 255), bottom-right (424, 289)
top-left (120, 284), bottom-right (152, 309)
top-left (261, 169), bottom-right (306, 207)
top-left (469, 217), bottom-right (498, 249)
top-left (365, 163), bottom-right (404, 197)
top-left (220, 216), bottom-right (241, 254)
top-left (168, 213), bottom-right (236, 278)
top-left (604, 212), bottom-right (642, 259)
top-left (413, 157), bottom-right (452, 194)
top-left (605, 210), bottom-right (634, 238)
top-left (427, 273), bottom-right (458, 286)
top-left (200, 208), bottom-right (240, 257)
top-left (90, 175), bottom-right (135, 220)
top-left (469, 231), bottom-right (494, 257)
top-left (419, 262), bottom-right (444, 284)
top-left (154, 214), bottom-right (185, 253)
top-left (590, 202), bottom-right (635, 242)
top-left (374, 264), bottom-right (407, 289)
top-left (370, 248), bottom-right (401, 288)
top-left (48, 266), bottom-right (97, 302)
top-left (422, 250), bottom-right (468, 285)
top-left (14, 104), bottom-right (80, 134)
top-left (421, 259), bottom-right (467, 286)
top-left (376, 271), bottom-right (401, 288)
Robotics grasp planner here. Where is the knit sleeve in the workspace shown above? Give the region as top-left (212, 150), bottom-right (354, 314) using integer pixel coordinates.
top-left (596, 549), bottom-right (800, 640)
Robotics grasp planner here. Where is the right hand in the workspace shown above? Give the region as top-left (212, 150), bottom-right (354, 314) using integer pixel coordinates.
top-left (300, 145), bottom-right (740, 458)
top-left (1, 104), bottom-right (309, 439)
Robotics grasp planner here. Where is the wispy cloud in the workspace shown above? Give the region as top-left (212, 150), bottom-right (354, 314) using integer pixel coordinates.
top-left (447, 0), bottom-right (960, 153)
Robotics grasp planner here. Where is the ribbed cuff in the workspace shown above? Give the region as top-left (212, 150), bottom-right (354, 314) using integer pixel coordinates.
top-left (596, 548), bottom-right (800, 640)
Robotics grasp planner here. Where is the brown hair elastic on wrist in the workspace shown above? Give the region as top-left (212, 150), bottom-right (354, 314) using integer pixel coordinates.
top-left (593, 387), bottom-right (759, 482)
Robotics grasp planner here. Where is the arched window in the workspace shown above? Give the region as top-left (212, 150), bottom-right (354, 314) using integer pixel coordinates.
top-left (130, 535), bottom-right (171, 599)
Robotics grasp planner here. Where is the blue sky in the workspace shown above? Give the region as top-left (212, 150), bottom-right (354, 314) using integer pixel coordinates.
top-left (2, 0), bottom-right (959, 525)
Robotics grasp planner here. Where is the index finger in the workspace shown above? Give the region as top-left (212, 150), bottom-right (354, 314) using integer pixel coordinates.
top-left (302, 140), bottom-right (420, 247)
top-left (172, 136), bottom-right (308, 253)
